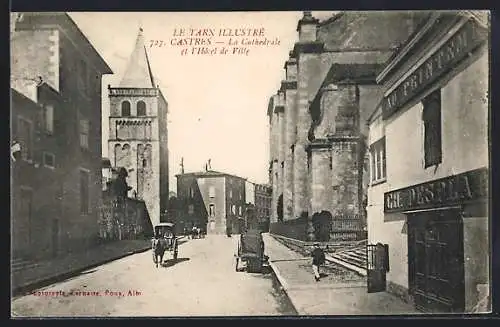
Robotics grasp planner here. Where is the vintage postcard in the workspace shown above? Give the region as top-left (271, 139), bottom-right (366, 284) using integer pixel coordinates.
top-left (10, 11), bottom-right (491, 317)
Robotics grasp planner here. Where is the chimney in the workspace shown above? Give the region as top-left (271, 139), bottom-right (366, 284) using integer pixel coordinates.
top-left (296, 11), bottom-right (319, 42)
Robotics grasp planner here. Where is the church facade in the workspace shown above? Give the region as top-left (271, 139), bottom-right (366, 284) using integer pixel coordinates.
top-left (268, 11), bottom-right (427, 241)
top-left (107, 28), bottom-right (170, 227)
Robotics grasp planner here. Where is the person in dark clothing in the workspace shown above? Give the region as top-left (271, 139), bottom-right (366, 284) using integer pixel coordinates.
top-left (311, 242), bottom-right (325, 281)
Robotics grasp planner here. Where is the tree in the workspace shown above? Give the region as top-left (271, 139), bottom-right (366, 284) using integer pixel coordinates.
top-left (113, 167), bottom-right (131, 198)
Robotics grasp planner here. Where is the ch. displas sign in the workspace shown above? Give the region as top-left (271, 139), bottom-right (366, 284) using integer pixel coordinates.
top-left (384, 168), bottom-right (488, 213)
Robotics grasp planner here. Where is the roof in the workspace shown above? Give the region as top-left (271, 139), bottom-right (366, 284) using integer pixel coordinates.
top-left (317, 12), bottom-right (344, 27)
top-left (119, 28), bottom-right (156, 88)
top-left (14, 12), bottom-right (113, 74)
top-left (175, 170), bottom-right (247, 180)
top-left (155, 222), bottom-right (174, 228)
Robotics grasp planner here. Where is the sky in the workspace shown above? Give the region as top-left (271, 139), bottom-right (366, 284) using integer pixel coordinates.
top-left (69, 11), bottom-right (337, 192)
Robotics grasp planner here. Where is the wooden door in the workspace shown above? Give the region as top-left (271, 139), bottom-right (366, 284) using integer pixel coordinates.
top-left (408, 210), bottom-right (465, 313)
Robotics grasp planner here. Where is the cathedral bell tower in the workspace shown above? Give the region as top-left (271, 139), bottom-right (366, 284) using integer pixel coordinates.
top-left (107, 27), bottom-right (169, 227)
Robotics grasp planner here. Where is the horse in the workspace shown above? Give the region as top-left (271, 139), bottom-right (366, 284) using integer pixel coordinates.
top-left (191, 226), bottom-right (199, 239)
top-left (152, 237), bottom-right (167, 268)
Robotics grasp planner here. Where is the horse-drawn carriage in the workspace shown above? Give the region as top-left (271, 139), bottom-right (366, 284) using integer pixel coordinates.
top-left (234, 228), bottom-right (268, 273)
top-left (152, 222), bottom-right (179, 268)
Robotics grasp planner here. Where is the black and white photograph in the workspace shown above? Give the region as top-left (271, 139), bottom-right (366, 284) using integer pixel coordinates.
top-left (10, 10), bottom-right (491, 317)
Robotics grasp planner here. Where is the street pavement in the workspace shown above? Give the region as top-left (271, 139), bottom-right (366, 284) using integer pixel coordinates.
top-left (11, 235), bottom-right (296, 317)
top-left (263, 233), bottom-right (419, 315)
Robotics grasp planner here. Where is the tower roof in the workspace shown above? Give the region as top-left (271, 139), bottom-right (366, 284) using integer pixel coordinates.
top-left (119, 27), bottom-right (156, 88)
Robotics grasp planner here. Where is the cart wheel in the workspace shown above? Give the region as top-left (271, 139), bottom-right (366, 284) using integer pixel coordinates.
top-left (247, 258), bottom-right (262, 273)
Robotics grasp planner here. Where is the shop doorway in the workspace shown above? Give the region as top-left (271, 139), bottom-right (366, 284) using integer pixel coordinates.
top-left (407, 209), bottom-right (465, 313)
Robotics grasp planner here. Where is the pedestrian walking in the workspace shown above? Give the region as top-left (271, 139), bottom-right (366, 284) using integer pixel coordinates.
top-left (311, 242), bottom-right (325, 282)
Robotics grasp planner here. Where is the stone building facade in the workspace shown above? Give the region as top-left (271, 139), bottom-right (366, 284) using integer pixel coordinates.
top-left (268, 11), bottom-right (428, 241)
top-left (10, 12), bottom-right (113, 260)
top-left (254, 183), bottom-right (272, 231)
top-left (366, 12), bottom-right (489, 313)
top-left (176, 170), bottom-right (246, 235)
top-left (107, 28), bottom-right (169, 228)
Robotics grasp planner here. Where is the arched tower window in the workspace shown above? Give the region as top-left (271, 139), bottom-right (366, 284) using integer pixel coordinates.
top-left (121, 101), bottom-right (131, 117)
top-left (137, 101), bottom-right (146, 116)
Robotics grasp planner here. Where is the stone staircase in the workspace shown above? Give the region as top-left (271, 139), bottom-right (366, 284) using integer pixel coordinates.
top-left (269, 233), bottom-right (368, 276)
top-left (327, 245), bottom-right (367, 272)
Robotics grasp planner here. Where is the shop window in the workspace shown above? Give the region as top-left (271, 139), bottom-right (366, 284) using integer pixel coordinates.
top-left (121, 101), bottom-right (131, 117)
top-left (370, 137), bottom-right (386, 183)
top-left (137, 100), bottom-right (146, 116)
top-left (422, 90), bottom-right (442, 168)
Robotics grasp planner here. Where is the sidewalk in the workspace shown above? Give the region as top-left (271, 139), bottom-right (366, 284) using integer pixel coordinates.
top-left (263, 233), bottom-right (419, 315)
top-left (11, 238), bottom-right (154, 296)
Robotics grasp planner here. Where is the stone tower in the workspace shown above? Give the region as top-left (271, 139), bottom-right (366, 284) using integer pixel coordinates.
top-left (107, 27), bottom-right (169, 227)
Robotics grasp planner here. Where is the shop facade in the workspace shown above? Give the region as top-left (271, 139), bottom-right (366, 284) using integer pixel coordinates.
top-left (366, 12), bottom-right (489, 313)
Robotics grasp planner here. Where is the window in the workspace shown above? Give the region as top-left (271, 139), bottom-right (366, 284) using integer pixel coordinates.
top-left (142, 158), bottom-right (147, 168)
top-left (188, 204), bottom-right (194, 214)
top-left (17, 117), bottom-right (32, 161)
top-left (137, 100), bottom-right (146, 116)
top-left (238, 206), bottom-right (242, 216)
top-left (209, 204), bottom-right (215, 217)
top-left (232, 205), bottom-right (236, 215)
top-left (43, 152), bottom-right (55, 168)
top-left (79, 169), bottom-right (90, 214)
top-left (370, 137), bottom-right (386, 183)
top-left (79, 119), bottom-right (89, 149)
top-left (190, 187), bottom-right (194, 198)
top-left (209, 186), bottom-right (215, 198)
top-left (121, 101), bottom-right (131, 117)
top-left (422, 90), bottom-right (442, 168)
top-left (42, 104), bottom-right (54, 134)
top-left (229, 189), bottom-right (233, 199)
